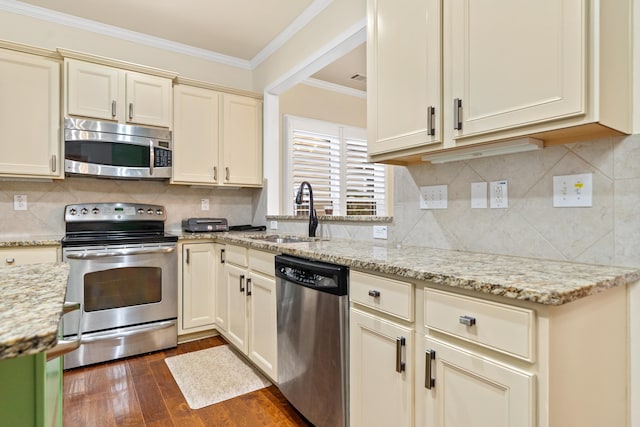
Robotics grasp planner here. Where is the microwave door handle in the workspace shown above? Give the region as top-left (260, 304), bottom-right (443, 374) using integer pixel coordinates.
top-left (149, 140), bottom-right (154, 176)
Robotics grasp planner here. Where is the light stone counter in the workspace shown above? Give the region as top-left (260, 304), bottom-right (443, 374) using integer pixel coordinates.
top-left (0, 263), bottom-right (69, 360)
top-left (179, 232), bottom-right (640, 306)
top-left (0, 235), bottom-right (62, 247)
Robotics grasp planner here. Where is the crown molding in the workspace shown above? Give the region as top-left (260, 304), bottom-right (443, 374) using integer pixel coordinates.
top-left (0, 0), bottom-right (252, 69)
top-left (250, 0), bottom-right (334, 69)
top-left (302, 78), bottom-right (366, 99)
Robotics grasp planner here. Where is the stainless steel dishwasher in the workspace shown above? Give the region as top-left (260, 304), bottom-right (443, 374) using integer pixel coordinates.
top-left (275, 255), bottom-right (349, 427)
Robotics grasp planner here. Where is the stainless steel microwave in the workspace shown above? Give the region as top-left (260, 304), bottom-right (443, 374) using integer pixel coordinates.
top-left (64, 117), bottom-right (172, 179)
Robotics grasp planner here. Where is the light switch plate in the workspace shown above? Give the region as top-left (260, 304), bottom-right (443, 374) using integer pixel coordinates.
top-left (553, 173), bottom-right (593, 207)
top-left (490, 181), bottom-right (508, 209)
top-left (270, 221), bottom-right (278, 230)
top-left (201, 199), bottom-right (210, 211)
top-left (420, 185), bottom-right (448, 209)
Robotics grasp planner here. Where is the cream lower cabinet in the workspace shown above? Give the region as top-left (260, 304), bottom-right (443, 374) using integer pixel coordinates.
top-left (172, 82), bottom-right (263, 187)
top-left (223, 245), bottom-right (277, 381)
top-left (65, 58), bottom-right (172, 127)
top-left (416, 336), bottom-right (534, 427)
top-left (349, 270), bottom-right (415, 427)
top-left (0, 246), bottom-right (58, 266)
top-left (0, 47), bottom-right (61, 178)
top-left (417, 286), bottom-right (628, 427)
top-left (350, 308), bottom-right (414, 427)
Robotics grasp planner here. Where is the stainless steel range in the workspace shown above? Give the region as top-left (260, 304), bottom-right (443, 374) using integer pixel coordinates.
top-left (61, 202), bottom-right (178, 369)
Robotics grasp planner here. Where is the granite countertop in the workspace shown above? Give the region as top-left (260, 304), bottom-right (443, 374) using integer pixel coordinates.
top-left (0, 235), bottom-right (62, 247)
top-left (0, 263), bottom-right (69, 360)
top-left (189, 232), bottom-right (640, 306)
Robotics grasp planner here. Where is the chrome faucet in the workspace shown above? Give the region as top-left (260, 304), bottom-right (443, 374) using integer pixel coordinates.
top-left (295, 181), bottom-right (318, 237)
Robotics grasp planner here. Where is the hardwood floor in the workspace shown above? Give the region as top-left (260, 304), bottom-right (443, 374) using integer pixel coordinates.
top-left (63, 336), bottom-right (313, 426)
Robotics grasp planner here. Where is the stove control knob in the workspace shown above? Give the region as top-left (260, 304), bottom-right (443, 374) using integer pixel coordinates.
top-left (69, 208), bottom-right (77, 216)
top-left (81, 208), bottom-right (88, 215)
top-left (137, 208), bottom-right (144, 215)
top-left (147, 208), bottom-right (154, 215)
top-left (92, 207), bottom-right (100, 215)
top-left (156, 209), bottom-right (163, 215)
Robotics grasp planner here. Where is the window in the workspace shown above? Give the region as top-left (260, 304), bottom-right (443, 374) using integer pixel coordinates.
top-left (284, 115), bottom-right (388, 217)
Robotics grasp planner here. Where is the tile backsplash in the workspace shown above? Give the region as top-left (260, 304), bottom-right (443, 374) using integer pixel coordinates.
top-left (0, 176), bottom-right (261, 237)
top-left (275, 133), bottom-right (640, 268)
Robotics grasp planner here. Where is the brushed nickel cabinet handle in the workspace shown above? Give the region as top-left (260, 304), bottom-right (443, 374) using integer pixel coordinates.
top-left (459, 315), bottom-right (476, 326)
top-left (51, 155), bottom-right (57, 172)
top-left (225, 167), bottom-right (230, 181)
top-left (247, 278), bottom-right (252, 296)
top-left (425, 349), bottom-right (436, 389)
top-left (129, 102), bottom-right (134, 120)
top-left (213, 166), bottom-right (218, 181)
top-left (220, 248), bottom-right (225, 264)
top-left (111, 100), bottom-right (117, 117)
top-left (5, 258), bottom-right (15, 265)
top-left (185, 248), bottom-right (190, 264)
top-left (395, 336), bottom-right (406, 373)
top-left (453, 98), bottom-right (462, 130)
top-left (427, 106), bottom-right (436, 136)
top-left (240, 274), bottom-right (245, 293)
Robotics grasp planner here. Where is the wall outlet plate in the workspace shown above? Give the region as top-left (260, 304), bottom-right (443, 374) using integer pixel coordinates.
top-left (373, 225), bottom-right (388, 239)
top-left (553, 173), bottom-right (593, 207)
top-left (490, 181), bottom-right (508, 209)
top-left (14, 194), bottom-right (27, 211)
top-left (200, 198), bottom-right (210, 211)
top-left (270, 220), bottom-right (278, 230)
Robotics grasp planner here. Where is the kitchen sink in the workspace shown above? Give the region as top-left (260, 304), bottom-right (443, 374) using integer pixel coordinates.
top-left (250, 235), bottom-right (323, 244)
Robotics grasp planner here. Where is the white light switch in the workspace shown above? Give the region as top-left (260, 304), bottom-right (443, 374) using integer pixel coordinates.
top-left (553, 173), bottom-right (593, 207)
top-left (420, 185), bottom-right (448, 209)
top-left (490, 181), bottom-right (508, 209)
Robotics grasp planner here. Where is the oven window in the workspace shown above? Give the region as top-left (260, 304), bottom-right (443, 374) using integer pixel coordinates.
top-left (84, 267), bottom-right (162, 311)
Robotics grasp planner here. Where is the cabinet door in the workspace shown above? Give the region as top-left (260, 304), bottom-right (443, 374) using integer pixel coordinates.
top-left (214, 245), bottom-right (228, 332)
top-left (222, 94), bottom-right (263, 186)
top-left (66, 59), bottom-right (119, 121)
top-left (248, 271), bottom-right (277, 381)
top-left (367, 0), bottom-right (441, 156)
top-left (172, 85), bottom-right (220, 184)
top-left (225, 262), bottom-right (248, 353)
top-left (444, 0), bottom-right (584, 141)
top-left (181, 243), bottom-right (216, 330)
top-left (125, 72), bottom-right (172, 127)
top-left (350, 308), bottom-right (413, 427)
top-left (417, 336), bottom-right (534, 427)
top-left (0, 50), bottom-right (60, 178)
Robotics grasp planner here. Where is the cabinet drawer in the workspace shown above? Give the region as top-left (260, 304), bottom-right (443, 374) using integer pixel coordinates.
top-left (425, 289), bottom-right (535, 361)
top-left (350, 270), bottom-right (414, 321)
top-left (225, 245), bottom-right (248, 267)
top-left (0, 246), bottom-right (58, 266)
top-left (248, 249), bottom-right (275, 277)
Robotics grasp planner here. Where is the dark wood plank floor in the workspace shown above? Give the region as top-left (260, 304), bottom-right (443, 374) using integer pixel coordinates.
top-left (63, 336), bottom-right (313, 426)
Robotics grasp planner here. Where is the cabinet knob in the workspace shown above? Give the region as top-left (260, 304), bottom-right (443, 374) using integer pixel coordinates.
top-left (5, 258), bottom-right (15, 264)
top-left (368, 290), bottom-right (381, 298)
top-left (459, 315), bottom-right (476, 326)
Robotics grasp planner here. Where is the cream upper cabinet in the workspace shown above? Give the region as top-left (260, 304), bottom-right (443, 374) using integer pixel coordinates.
top-left (172, 84), bottom-right (263, 187)
top-left (367, 0), bottom-right (441, 159)
top-left (65, 59), bottom-right (172, 128)
top-left (222, 94), bottom-right (263, 186)
top-left (0, 48), bottom-right (61, 178)
top-left (172, 85), bottom-right (221, 184)
top-left (368, 0), bottom-right (632, 163)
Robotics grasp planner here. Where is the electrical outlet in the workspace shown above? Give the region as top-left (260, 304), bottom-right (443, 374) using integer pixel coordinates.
top-left (270, 220), bottom-right (278, 230)
top-left (553, 173), bottom-right (593, 207)
top-left (14, 195), bottom-right (27, 211)
top-left (373, 225), bottom-right (388, 239)
top-left (201, 199), bottom-right (210, 211)
top-left (490, 181), bottom-right (508, 208)
top-left (420, 185), bottom-right (448, 209)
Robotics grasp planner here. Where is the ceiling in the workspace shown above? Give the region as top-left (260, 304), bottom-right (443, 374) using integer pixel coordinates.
top-left (16, 0), bottom-right (367, 91)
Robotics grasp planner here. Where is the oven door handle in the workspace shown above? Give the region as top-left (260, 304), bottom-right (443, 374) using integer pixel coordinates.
top-left (66, 247), bottom-right (176, 259)
top-left (47, 301), bottom-right (82, 361)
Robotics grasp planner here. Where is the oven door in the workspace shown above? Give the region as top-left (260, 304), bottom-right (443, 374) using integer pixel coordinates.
top-left (62, 243), bottom-right (177, 336)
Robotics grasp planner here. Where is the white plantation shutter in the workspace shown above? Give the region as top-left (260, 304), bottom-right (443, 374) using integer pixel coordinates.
top-left (285, 116), bottom-right (387, 217)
